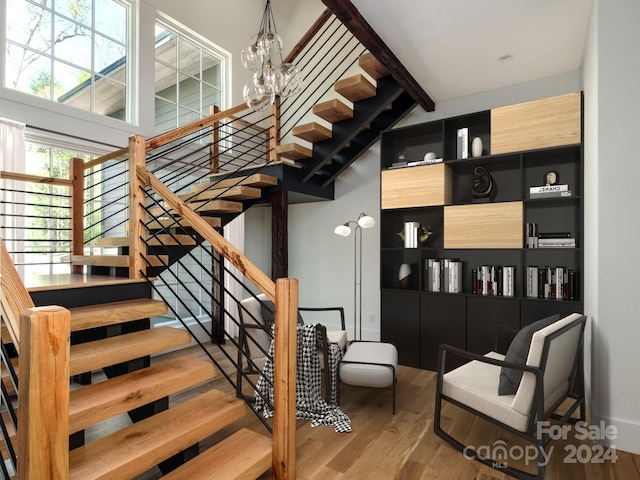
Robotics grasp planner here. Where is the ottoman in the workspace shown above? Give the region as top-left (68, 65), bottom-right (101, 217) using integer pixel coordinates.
top-left (339, 341), bottom-right (398, 413)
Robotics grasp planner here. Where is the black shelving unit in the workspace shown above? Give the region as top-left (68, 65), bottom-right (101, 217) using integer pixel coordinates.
top-left (379, 95), bottom-right (584, 371)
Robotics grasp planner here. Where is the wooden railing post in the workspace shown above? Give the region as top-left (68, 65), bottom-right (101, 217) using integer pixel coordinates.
top-left (272, 278), bottom-right (297, 480)
top-left (70, 157), bottom-right (85, 275)
top-left (209, 105), bottom-right (220, 172)
top-left (269, 98), bottom-right (281, 164)
top-left (17, 306), bottom-right (70, 480)
top-left (128, 135), bottom-right (147, 279)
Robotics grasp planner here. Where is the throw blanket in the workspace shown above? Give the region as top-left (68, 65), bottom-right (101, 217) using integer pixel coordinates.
top-left (254, 324), bottom-right (351, 433)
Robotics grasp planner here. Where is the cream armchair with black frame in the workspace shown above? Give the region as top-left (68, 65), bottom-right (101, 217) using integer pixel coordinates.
top-left (434, 312), bottom-right (587, 480)
top-left (236, 293), bottom-right (347, 403)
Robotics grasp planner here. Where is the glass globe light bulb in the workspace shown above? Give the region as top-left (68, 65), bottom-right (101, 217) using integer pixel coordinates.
top-left (243, 79), bottom-right (275, 111)
top-left (241, 41), bottom-right (262, 71)
top-left (258, 30), bottom-right (282, 57)
top-left (275, 63), bottom-right (303, 98)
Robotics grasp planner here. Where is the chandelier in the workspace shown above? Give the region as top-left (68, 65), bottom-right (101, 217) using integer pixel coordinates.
top-left (241, 0), bottom-right (303, 111)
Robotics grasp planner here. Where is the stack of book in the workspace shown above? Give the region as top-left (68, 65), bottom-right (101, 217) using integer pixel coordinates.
top-left (537, 232), bottom-right (576, 248)
top-left (526, 265), bottom-right (578, 300)
top-left (529, 184), bottom-right (572, 198)
top-left (425, 258), bottom-right (462, 293)
top-left (457, 127), bottom-right (469, 159)
top-left (388, 157), bottom-right (443, 169)
top-left (471, 265), bottom-right (515, 297)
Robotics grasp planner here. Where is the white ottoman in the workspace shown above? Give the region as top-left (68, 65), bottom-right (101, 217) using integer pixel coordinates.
top-left (339, 341), bottom-right (398, 414)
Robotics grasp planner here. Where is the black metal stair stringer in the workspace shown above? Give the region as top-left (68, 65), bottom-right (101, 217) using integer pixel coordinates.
top-left (301, 75), bottom-right (417, 184)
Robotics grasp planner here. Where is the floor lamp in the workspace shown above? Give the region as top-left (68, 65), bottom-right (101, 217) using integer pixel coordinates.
top-left (334, 212), bottom-right (375, 341)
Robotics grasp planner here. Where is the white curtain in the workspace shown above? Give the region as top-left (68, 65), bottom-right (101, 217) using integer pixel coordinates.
top-left (224, 213), bottom-right (245, 338)
top-left (0, 118), bottom-right (26, 270)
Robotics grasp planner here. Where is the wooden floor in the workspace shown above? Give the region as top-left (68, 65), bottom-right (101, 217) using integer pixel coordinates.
top-left (94, 341), bottom-right (639, 480)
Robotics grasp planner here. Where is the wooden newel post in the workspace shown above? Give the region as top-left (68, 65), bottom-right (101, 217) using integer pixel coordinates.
top-left (128, 135), bottom-right (147, 279)
top-left (17, 306), bottom-right (70, 480)
top-left (70, 157), bottom-right (85, 275)
top-left (269, 97), bottom-right (281, 164)
top-left (209, 105), bottom-right (220, 172)
top-left (272, 278), bottom-right (297, 479)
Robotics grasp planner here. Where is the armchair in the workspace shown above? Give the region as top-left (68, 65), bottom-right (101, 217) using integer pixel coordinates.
top-left (434, 312), bottom-right (587, 480)
top-left (236, 293), bottom-right (347, 403)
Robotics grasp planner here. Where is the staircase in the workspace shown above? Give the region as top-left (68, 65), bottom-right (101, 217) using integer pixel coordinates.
top-left (1, 256), bottom-right (273, 478)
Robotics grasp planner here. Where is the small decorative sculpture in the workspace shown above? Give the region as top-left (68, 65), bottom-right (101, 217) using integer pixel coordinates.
top-left (471, 166), bottom-right (493, 198)
top-left (397, 224), bottom-right (433, 246)
top-left (398, 263), bottom-right (411, 289)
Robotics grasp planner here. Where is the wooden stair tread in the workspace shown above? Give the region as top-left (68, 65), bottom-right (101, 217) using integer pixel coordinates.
top-left (358, 52), bottom-right (389, 79)
top-left (68, 389), bottom-right (247, 480)
top-left (69, 356), bottom-right (216, 434)
top-left (69, 326), bottom-right (190, 376)
top-left (1, 358), bottom-right (18, 395)
top-left (69, 298), bottom-right (168, 331)
top-left (200, 172), bottom-right (278, 187)
top-left (146, 216), bottom-right (221, 230)
top-left (276, 143), bottom-right (312, 160)
top-left (292, 122), bottom-right (332, 143)
top-left (162, 428), bottom-right (272, 480)
top-left (334, 74), bottom-right (376, 102)
top-left (313, 98), bottom-right (354, 123)
top-left (70, 255), bottom-right (169, 268)
top-left (97, 234), bottom-right (197, 248)
top-left (180, 185), bottom-right (262, 203)
top-left (148, 199), bottom-right (243, 217)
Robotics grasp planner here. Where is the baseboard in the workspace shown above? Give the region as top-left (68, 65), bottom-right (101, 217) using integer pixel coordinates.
top-left (595, 416), bottom-right (640, 455)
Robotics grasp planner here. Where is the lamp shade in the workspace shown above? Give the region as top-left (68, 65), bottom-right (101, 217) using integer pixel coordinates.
top-left (358, 214), bottom-right (375, 229)
top-left (334, 224), bottom-right (351, 237)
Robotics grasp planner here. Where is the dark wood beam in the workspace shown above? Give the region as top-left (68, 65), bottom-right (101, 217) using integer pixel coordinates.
top-left (322, 0), bottom-right (435, 112)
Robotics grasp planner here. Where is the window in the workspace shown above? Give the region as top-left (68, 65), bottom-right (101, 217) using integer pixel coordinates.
top-left (154, 15), bottom-right (228, 132)
top-left (5, 0), bottom-right (131, 120)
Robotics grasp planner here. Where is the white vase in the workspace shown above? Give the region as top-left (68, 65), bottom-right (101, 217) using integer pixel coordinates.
top-left (398, 263), bottom-right (411, 289)
top-left (471, 137), bottom-right (483, 157)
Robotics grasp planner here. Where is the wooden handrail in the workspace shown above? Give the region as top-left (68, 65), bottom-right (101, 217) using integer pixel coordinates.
top-left (1, 239), bottom-right (36, 350)
top-left (136, 166), bottom-right (276, 300)
top-left (0, 171), bottom-right (72, 186)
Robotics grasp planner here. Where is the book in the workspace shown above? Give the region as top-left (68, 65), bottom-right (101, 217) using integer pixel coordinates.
top-left (457, 127), bottom-right (468, 159)
top-left (503, 266), bottom-right (515, 297)
top-left (538, 232), bottom-right (572, 238)
top-left (529, 190), bottom-right (573, 199)
top-left (388, 158), bottom-right (443, 169)
top-left (529, 184), bottom-right (569, 194)
top-left (538, 238), bottom-right (576, 248)
top-left (526, 222), bottom-right (539, 248)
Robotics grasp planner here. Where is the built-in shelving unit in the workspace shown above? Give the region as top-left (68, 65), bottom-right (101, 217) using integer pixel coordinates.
top-left (379, 92), bottom-right (583, 370)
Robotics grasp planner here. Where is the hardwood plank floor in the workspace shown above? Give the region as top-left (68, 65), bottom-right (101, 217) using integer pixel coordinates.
top-left (90, 342), bottom-right (638, 479)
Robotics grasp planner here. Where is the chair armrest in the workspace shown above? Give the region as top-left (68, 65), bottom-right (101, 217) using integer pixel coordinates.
top-left (495, 325), bottom-right (520, 355)
top-left (437, 344), bottom-right (544, 381)
top-left (299, 306), bottom-right (346, 331)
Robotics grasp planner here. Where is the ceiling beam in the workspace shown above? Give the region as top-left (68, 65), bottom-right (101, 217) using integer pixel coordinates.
top-left (322, 0), bottom-right (435, 112)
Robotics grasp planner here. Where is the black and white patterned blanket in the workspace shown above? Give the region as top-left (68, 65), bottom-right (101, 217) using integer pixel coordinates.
top-left (254, 324), bottom-right (352, 433)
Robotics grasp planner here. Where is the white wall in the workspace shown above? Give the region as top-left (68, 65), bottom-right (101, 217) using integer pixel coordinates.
top-left (583, 0), bottom-right (640, 455)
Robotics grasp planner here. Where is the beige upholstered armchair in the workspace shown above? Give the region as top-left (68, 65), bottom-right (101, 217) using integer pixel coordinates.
top-left (434, 312), bottom-right (587, 480)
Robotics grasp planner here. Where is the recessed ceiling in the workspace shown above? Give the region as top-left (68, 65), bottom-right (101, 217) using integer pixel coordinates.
top-left (351, 0), bottom-right (594, 103)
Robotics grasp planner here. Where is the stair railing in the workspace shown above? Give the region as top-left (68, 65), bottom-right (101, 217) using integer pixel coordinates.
top-left (1, 239), bottom-right (71, 479)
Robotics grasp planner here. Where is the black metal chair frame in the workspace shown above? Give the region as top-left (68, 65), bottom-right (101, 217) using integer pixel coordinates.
top-left (434, 315), bottom-right (587, 480)
top-left (236, 300), bottom-right (346, 404)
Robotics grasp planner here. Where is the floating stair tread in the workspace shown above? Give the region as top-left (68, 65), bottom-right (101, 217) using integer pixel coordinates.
top-left (180, 185), bottom-right (262, 203)
top-left (162, 428), bottom-right (272, 480)
top-left (292, 122), bottom-right (332, 143)
top-left (200, 172), bottom-right (278, 188)
top-left (69, 298), bottom-right (168, 332)
top-left (69, 356), bottom-right (216, 434)
top-left (358, 52), bottom-right (390, 79)
top-left (69, 389), bottom-right (247, 480)
top-left (148, 199), bottom-right (242, 217)
top-left (70, 255), bottom-right (169, 268)
top-left (146, 216), bottom-right (221, 230)
top-left (313, 98), bottom-right (354, 123)
top-left (334, 74), bottom-right (376, 102)
top-left (276, 143), bottom-right (312, 160)
top-left (69, 326), bottom-right (191, 377)
top-left (97, 234), bottom-right (197, 248)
